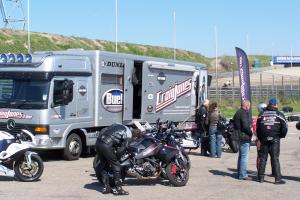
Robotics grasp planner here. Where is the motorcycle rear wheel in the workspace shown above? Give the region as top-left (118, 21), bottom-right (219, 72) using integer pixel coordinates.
top-left (229, 139), bottom-right (239, 153)
top-left (14, 154), bottom-right (44, 182)
top-left (166, 159), bottom-right (189, 186)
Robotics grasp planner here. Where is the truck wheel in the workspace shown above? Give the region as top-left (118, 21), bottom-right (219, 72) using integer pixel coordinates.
top-left (63, 133), bottom-right (82, 160)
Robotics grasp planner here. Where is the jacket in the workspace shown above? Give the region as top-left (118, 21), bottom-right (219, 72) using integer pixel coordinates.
top-left (97, 124), bottom-right (130, 155)
top-left (233, 108), bottom-right (253, 142)
top-left (196, 105), bottom-right (209, 133)
top-left (209, 109), bottom-right (219, 129)
top-left (256, 106), bottom-right (288, 141)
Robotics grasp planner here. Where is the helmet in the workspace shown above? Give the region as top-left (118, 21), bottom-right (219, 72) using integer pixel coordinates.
top-left (117, 124), bottom-right (132, 141)
top-left (257, 103), bottom-right (267, 114)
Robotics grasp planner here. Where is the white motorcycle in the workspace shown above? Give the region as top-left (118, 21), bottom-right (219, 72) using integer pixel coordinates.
top-left (0, 129), bottom-right (44, 181)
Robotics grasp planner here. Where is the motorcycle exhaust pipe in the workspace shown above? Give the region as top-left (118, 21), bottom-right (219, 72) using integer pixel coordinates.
top-left (126, 168), bottom-right (162, 179)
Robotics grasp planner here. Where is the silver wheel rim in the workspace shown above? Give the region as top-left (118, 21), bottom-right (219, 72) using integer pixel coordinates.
top-left (69, 138), bottom-right (80, 156)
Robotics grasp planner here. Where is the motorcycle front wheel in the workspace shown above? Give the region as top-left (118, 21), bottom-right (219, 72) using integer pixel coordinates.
top-left (14, 154), bottom-right (44, 182)
top-left (166, 159), bottom-right (189, 186)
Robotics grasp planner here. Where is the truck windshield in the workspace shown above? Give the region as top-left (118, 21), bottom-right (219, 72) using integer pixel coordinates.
top-left (0, 79), bottom-right (50, 109)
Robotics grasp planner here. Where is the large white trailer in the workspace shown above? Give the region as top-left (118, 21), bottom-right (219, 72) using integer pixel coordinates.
top-left (0, 50), bottom-right (208, 160)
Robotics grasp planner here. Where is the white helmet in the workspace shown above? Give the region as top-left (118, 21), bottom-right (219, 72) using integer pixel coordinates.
top-left (257, 103), bottom-right (267, 114)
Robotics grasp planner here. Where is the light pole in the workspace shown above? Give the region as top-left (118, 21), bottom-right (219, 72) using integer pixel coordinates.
top-left (214, 25), bottom-right (219, 101)
top-left (231, 62), bottom-right (235, 103)
top-left (173, 11), bottom-right (176, 60)
top-left (27, 0), bottom-right (30, 53)
top-left (115, 0), bottom-right (118, 53)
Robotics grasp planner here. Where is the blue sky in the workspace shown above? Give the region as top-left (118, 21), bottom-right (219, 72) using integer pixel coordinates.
top-left (1, 0), bottom-right (299, 57)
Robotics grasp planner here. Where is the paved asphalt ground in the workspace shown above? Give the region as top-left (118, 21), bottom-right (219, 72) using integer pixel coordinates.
top-left (0, 122), bottom-right (299, 200)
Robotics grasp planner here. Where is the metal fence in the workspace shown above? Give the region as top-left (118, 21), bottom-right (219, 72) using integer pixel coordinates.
top-left (208, 70), bottom-right (300, 102)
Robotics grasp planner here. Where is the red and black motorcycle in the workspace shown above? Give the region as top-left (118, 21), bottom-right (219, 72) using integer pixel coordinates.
top-left (93, 132), bottom-right (189, 187)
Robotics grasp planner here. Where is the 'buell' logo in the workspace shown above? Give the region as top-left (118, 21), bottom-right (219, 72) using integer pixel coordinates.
top-left (156, 79), bottom-right (192, 112)
top-left (102, 89), bottom-right (123, 113)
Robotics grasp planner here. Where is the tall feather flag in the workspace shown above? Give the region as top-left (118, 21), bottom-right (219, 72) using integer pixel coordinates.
top-left (235, 47), bottom-right (252, 119)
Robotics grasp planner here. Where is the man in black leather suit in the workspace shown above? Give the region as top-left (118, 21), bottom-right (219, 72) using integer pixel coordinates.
top-left (95, 123), bottom-right (132, 195)
top-left (256, 98), bottom-right (288, 184)
top-left (196, 99), bottom-right (210, 156)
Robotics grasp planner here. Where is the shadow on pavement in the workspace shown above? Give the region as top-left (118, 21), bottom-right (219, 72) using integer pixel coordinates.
top-left (209, 169), bottom-right (237, 179)
top-left (0, 176), bottom-right (14, 181)
top-left (85, 177), bottom-right (170, 193)
top-left (35, 150), bottom-right (96, 162)
top-left (124, 178), bottom-right (169, 187)
top-left (84, 182), bottom-right (103, 192)
top-left (209, 168), bottom-right (259, 181)
top-left (282, 175), bottom-right (300, 182)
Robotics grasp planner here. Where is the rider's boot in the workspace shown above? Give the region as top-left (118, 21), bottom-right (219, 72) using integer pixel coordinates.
top-left (101, 174), bottom-right (111, 194)
top-left (112, 172), bottom-right (129, 195)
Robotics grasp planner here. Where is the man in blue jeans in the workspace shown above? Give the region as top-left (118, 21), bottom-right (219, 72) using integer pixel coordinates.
top-left (233, 100), bottom-right (253, 180)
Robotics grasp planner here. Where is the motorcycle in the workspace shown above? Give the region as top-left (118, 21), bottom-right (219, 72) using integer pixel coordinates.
top-left (176, 128), bottom-right (200, 151)
top-left (93, 129), bottom-right (189, 187)
top-left (153, 121), bottom-right (191, 170)
top-left (0, 129), bottom-right (44, 181)
top-left (217, 119), bottom-right (239, 153)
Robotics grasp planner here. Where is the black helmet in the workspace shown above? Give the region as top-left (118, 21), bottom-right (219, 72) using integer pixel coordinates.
top-left (114, 123), bottom-right (132, 140)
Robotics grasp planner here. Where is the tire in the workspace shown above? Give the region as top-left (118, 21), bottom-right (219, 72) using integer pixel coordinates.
top-left (165, 159), bottom-right (189, 187)
top-left (63, 133), bottom-right (82, 160)
top-left (182, 151), bottom-right (191, 170)
top-left (93, 154), bottom-right (100, 170)
top-left (14, 154), bottom-right (44, 182)
top-left (229, 139), bottom-right (239, 153)
top-left (296, 121), bottom-right (300, 130)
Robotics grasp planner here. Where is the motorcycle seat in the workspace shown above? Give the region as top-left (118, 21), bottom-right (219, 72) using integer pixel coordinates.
top-left (128, 141), bottom-right (146, 152)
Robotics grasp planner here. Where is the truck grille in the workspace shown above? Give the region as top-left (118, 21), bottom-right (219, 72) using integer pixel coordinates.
top-left (0, 122), bottom-right (29, 135)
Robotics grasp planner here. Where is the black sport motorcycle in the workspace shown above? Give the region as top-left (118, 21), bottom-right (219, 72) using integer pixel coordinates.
top-left (93, 133), bottom-right (189, 187)
top-left (217, 119), bottom-right (239, 153)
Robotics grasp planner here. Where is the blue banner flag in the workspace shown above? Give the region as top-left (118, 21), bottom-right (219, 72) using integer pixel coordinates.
top-left (235, 47), bottom-right (252, 118)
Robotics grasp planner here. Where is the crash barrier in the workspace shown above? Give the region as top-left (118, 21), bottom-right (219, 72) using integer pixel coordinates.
top-left (208, 87), bottom-right (300, 101)
top-left (210, 69), bottom-right (300, 101)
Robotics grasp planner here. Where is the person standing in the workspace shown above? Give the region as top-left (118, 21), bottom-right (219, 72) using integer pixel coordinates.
top-left (233, 100), bottom-right (253, 180)
top-left (208, 102), bottom-right (222, 158)
top-left (256, 98), bottom-right (288, 184)
top-left (196, 99), bottom-right (210, 156)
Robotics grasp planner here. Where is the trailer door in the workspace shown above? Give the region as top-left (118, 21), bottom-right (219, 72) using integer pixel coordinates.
top-left (122, 59), bottom-right (134, 121)
top-left (198, 69), bottom-right (208, 104)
